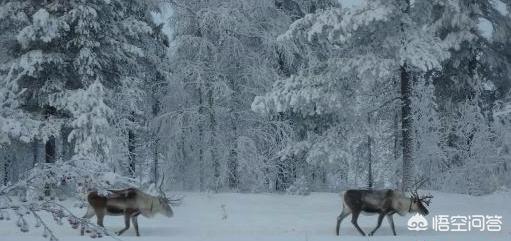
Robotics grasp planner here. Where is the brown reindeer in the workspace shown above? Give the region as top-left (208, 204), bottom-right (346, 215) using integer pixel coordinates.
top-left (336, 180), bottom-right (433, 236)
top-left (82, 179), bottom-right (174, 236)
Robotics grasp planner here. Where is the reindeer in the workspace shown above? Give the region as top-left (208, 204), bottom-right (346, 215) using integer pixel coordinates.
top-left (335, 179), bottom-right (433, 236)
top-left (82, 177), bottom-right (175, 236)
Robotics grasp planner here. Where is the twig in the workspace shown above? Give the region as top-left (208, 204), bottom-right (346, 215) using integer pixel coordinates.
top-left (42, 201), bottom-right (123, 241)
top-left (28, 208), bottom-right (59, 241)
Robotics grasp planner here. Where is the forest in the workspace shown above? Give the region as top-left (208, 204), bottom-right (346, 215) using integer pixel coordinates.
top-left (1, 0), bottom-right (511, 213)
top-left (1, 0), bottom-right (511, 240)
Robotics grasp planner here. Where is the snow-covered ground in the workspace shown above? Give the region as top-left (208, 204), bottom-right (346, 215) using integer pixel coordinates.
top-left (1, 191), bottom-right (510, 241)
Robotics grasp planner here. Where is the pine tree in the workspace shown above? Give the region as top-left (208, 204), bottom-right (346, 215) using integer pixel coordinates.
top-left (161, 0), bottom-right (293, 191)
top-left (0, 0), bottom-right (168, 194)
top-left (253, 0), bottom-right (475, 190)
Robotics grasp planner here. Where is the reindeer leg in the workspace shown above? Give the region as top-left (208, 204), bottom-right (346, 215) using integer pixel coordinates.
top-left (369, 213), bottom-right (385, 236)
top-left (387, 213), bottom-right (397, 236)
top-left (132, 212), bottom-right (140, 236)
top-left (350, 211), bottom-right (365, 236)
top-left (336, 210), bottom-right (350, 236)
top-left (95, 209), bottom-right (105, 227)
top-left (116, 213), bottom-right (131, 236)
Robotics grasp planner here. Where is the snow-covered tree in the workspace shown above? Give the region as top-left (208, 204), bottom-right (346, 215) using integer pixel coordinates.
top-left (412, 76), bottom-right (446, 182)
top-left (1, 1), bottom-right (169, 239)
top-left (0, 0), bottom-right (168, 195)
top-left (0, 0), bottom-right (509, 207)
top-left (431, 0), bottom-right (511, 194)
top-left (160, 0), bottom-right (294, 192)
top-left (253, 0), bottom-right (476, 191)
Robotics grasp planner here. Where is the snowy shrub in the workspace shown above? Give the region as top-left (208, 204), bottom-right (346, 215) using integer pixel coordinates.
top-left (16, 9), bottom-right (69, 49)
top-left (8, 158), bottom-right (135, 201)
top-left (0, 192), bottom-right (118, 240)
top-left (0, 158), bottom-right (129, 240)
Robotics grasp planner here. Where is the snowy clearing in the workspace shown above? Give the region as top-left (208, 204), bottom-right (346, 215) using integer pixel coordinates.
top-left (1, 191), bottom-right (510, 241)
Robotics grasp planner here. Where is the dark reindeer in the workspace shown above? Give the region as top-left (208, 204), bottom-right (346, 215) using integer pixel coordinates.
top-left (82, 177), bottom-right (176, 236)
top-left (336, 179), bottom-right (433, 236)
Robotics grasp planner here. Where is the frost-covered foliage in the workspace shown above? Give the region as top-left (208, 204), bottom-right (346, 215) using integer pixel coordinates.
top-left (435, 100), bottom-right (505, 195)
top-left (286, 175), bottom-right (310, 195)
top-left (253, 0), bottom-right (511, 193)
top-left (159, 0), bottom-right (294, 192)
top-left (54, 81), bottom-right (114, 161)
top-left (428, 0), bottom-right (511, 194)
top-left (0, 0), bottom-right (510, 219)
top-left (0, 0), bottom-right (168, 194)
top-left (0, 185), bottom-right (120, 241)
top-left (0, 1), bottom-right (167, 239)
top-left (411, 78), bottom-right (446, 180)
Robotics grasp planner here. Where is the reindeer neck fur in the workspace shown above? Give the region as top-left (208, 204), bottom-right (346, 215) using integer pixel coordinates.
top-left (392, 192), bottom-right (413, 216)
top-left (134, 190), bottom-right (164, 217)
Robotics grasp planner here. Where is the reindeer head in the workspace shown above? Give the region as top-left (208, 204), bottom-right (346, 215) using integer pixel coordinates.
top-left (408, 178), bottom-right (433, 216)
top-left (157, 174), bottom-right (174, 218)
top-left (410, 190), bottom-right (433, 215)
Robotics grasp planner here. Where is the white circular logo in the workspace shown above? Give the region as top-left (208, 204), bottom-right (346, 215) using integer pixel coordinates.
top-left (408, 213), bottom-right (429, 231)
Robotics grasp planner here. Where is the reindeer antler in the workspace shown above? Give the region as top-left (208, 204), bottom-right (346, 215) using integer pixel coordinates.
top-left (410, 189), bottom-right (419, 199)
top-left (409, 177), bottom-right (431, 201)
top-left (420, 194), bottom-right (434, 206)
top-left (408, 176), bottom-right (434, 206)
top-left (157, 172), bottom-right (184, 205)
top-left (411, 177), bottom-right (429, 190)
top-left (410, 177), bottom-right (428, 193)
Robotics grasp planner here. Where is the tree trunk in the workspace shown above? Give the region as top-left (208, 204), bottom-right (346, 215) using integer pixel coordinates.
top-left (3, 154), bottom-right (10, 186)
top-left (394, 111), bottom-right (400, 161)
top-left (32, 140), bottom-right (39, 167)
top-left (45, 136), bottom-right (56, 163)
top-left (400, 0), bottom-right (413, 192)
top-left (44, 136), bottom-right (56, 197)
top-left (198, 87), bottom-right (205, 191)
top-left (153, 137), bottom-right (159, 183)
top-left (367, 114), bottom-right (373, 189)
top-left (208, 88), bottom-right (220, 191)
top-left (400, 64), bottom-right (413, 191)
top-left (276, 160), bottom-right (287, 191)
top-left (228, 77), bottom-right (240, 190)
top-left (3, 161), bottom-right (9, 186)
top-left (180, 123), bottom-right (187, 190)
top-left (61, 128), bottom-right (72, 161)
top-left (43, 105), bottom-right (57, 197)
top-left (128, 112), bottom-right (136, 178)
top-left (152, 99), bottom-right (161, 185)
top-left (228, 112), bottom-right (239, 190)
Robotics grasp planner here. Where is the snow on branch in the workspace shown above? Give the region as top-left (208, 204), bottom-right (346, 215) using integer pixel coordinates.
top-left (0, 184), bottom-right (121, 241)
top-left (278, 0), bottom-right (394, 45)
top-left (10, 158), bottom-right (136, 199)
top-left (0, 155), bottom-right (138, 240)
